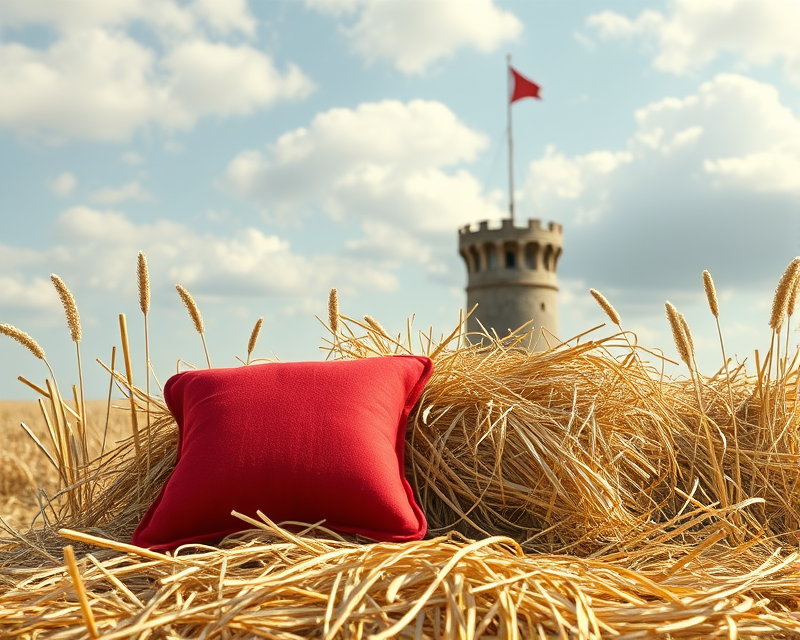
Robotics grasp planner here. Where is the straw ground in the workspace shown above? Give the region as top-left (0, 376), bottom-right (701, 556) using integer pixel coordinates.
top-left (1, 257), bottom-right (800, 638)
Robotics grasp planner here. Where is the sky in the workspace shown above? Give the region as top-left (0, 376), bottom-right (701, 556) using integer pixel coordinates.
top-left (1, 0), bottom-right (799, 399)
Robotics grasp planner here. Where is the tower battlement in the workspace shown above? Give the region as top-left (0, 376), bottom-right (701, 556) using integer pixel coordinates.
top-left (458, 218), bottom-right (563, 237)
top-left (459, 218), bottom-right (563, 277)
top-left (458, 217), bottom-right (563, 347)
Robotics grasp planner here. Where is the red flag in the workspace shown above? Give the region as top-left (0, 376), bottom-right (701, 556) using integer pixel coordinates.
top-left (509, 66), bottom-right (541, 103)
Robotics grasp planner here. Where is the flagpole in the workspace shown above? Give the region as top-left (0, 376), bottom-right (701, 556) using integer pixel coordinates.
top-left (507, 53), bottom-right (515, 224)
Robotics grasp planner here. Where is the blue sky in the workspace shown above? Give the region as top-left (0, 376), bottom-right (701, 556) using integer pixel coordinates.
top-left (1, 0), bottom-right (799, 399)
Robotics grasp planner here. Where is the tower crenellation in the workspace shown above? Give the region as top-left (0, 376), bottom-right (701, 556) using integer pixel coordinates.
top-left (459, 218), bottom-right (563, 348)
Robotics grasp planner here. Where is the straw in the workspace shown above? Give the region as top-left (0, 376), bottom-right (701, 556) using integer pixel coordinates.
top-left (2, 258), bottom-right (800, 638)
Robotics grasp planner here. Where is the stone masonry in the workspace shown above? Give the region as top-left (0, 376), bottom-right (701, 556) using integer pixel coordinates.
top-left (458, 218), bottom-right (563, 349)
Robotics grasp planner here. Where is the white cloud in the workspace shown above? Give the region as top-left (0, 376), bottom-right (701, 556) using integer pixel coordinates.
top-left (50, 172), bottom-right (77, 197)
top-left (51, 206), bottom-right (397, 296)
top-left (0, 275), bottom-right (61, 312)
top-left (587, 0), bottom-right (800, 82)
top-left (121, 151), bottom-right (145, 165)
top-left (0, 0), bottom-right (255, 38)
top-left (345, 220), bottom-right (433, 265)
top-left (303, 0), bottom-right (522, 74)
top-left (190, 0), bottom-right (257, 37)
top-left (223, 100), bottom-right (504, 271)
top-left (704, 151), bottom-right (800, 192)
top-left (89, 181), bottom-right (153, 204)
top-left (524, 74), bottom-right (800, 296)
top-left (529, 146), bottom-right (632, 201)
top-left (0, 3), bottom-right (312, 141)
top-left (163, 40), bottom-right (313, 119)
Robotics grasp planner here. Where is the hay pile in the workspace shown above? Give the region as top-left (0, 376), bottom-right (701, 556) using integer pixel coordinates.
top-left (1, 258), bottom-right (800, 638)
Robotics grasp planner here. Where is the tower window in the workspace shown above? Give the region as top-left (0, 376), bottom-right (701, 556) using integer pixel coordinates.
top-left (525, 243), bottom-right (538, 270)
top-left (503, 241), bottom-right (518, 269)
top-left (469, 246), bottom-right (481, 272)
top-left (486, 244), bottom-right (498, 269)
top-left (541, 303), bottom-right (546, 311)
top-left (543, 245), bottom-right (554, 271)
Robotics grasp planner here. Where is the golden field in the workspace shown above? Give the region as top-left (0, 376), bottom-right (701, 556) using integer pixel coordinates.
top-left (0, 400), bottom-right (131, 532)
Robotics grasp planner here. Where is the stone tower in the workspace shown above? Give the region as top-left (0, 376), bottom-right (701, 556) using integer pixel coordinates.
top-left (458, 218), bottom-right (563, 349)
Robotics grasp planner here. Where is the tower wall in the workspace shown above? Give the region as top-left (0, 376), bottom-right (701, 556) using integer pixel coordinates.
top-left (458, 218), bottom-right (563, 349)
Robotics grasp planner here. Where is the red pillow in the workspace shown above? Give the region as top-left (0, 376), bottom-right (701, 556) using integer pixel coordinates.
top-left (132, 355), bottom-right (432, 550)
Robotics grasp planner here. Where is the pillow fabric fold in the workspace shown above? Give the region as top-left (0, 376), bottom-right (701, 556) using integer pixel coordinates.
top-left (132, 355), bottom-right (432, 550)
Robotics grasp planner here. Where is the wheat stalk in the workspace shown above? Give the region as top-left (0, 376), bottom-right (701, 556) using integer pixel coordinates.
top-left (703, 270), bottom-right (741, 511)
top-left (246, 317), bottom-right (263, 365)
top-left (328, 288), bottom-right (339, 335)
top-left (666, 301), bottom-right (729, 509)
top-left (51, 274), bottom-right (88, 469)
top-left (0, 324), bottom-right (46, 360)
top-left (589, 288), bottom-right (621, 326)
top-left (138, 252), bottom-right (152, 474)
top-left (0, 322), bottom-right (82, 507)
top-left (176, 284), bottom-right (211, 368)
top-left (764, 258), bottom-right (800, 428)
top-left (118, 314), bottom-right (141, 469)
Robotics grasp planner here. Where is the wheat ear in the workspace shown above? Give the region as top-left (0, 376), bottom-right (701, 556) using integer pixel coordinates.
top-left (328, 288), bottom-right (340, 335)
top-left (787, 273), bottom-right (800, 320)
top-left (364, 315), bottom-right (390, 338)
top-left (665, 302), bottom-right (691, 369)
top-left (246, 317), bottom-right (263, 365)
top-left (769, 257), bottom-right (800, 331)
top-left (589, 288), bottom-right (621, 326)
top-left (51, 274), bottom-right (81, 343)
top-left (702, 270), bottom-right (718, 318)
top-left (0, 324), bottom-right (46, 360)
top-left (677, 311), bottom-right (695, 362)
top-left (176, 284), bottom-right (211, 368)
top-left (784, 271), bottom-right (800, 395)
top-left (137, 252), bottom-right (151, 473)
top-left (764, 258), bottom-right (800, 427)
top-left (137, 252), bottom-right (150, 315)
